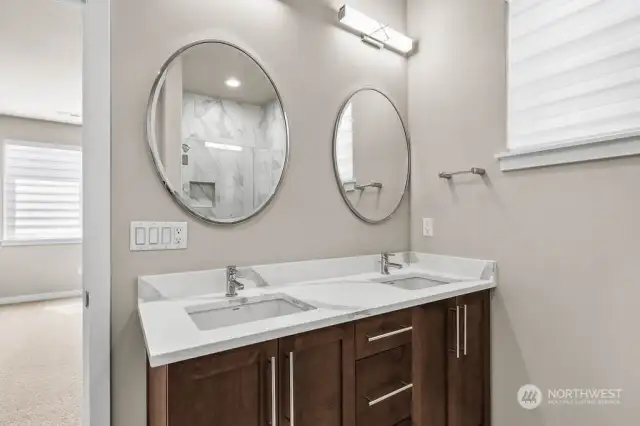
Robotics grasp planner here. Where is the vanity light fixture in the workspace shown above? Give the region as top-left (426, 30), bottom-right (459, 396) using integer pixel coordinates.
top-left (225, 77), bottom-right (241, 88)
top-left (205, 142), bottom-right (243, 152)
top-left (338, 5), bottom-right (415, 55)
top-left (55, 0), bottom-right (85, 5)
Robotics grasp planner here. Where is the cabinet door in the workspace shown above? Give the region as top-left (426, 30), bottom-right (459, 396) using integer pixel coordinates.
top-left (411, 303), bottom-right (447, 426)
top-left (447, 291), bottom-right (490, 426)
top-left (164, 341), bottom-right (278, 426)
top-left (279, 324), bottom-right (356, 426)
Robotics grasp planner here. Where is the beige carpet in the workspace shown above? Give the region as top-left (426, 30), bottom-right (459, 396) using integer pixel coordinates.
top-left (0, 298), bottom-right (82, 425)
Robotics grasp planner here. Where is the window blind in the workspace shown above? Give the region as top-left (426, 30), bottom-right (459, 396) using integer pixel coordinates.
top-left (508, 0), bottom-right (640, 150)
top-left (2, 141), bottom-right (82, 243)
top-left (336, 102), bottom-right (355, 182)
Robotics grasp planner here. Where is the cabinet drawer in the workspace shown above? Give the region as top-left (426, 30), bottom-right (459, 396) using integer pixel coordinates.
top-left (355, 309), bottom-right (413, 359)
top-left (356, 344), bottom-right (412, 426)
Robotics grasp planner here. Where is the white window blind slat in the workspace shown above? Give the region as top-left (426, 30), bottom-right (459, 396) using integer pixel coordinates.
top-left (7, 149), bottom-right (81, 162)
top-left (508, 0), bottom-right (640, 150)
top-left (12, 203), bottom-right (80, 211)
top-left (511, 33), bottom-right (640, 88)
top-left (3, 141), bottom-right (82, 243)
top-left (510, 0), bottom-right (558, 17)
top-left (513, 96), bottom-right (640, 134)
top-left (8, 211), bottom-right (81, 219)
top-left (511, 6), bottom-right (640, 63)
top-left (512, 67), bottom-right (640, 112)
top-left (510, 0), bottom-right (602, 40)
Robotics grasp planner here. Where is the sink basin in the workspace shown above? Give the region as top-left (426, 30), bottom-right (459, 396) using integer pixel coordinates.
top-left (372, 274), bottom-right (461, 291)
top-left (186, 294), bottom-right (316, 331)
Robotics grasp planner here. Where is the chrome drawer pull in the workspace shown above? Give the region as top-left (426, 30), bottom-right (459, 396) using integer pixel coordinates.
top-left (463, 304), bottom-right (467, 356)
top-left (289, 352), bottom-right (294, 426)
top-left (270, 356), bottom-right (277, 426)
top-left (366, 382), bottom-right (413, 407)
top-left (366, 326), bottom-right (413, 342)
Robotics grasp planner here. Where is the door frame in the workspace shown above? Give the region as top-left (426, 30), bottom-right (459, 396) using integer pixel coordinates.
top-left (82, 0), bottom-right (111, 425)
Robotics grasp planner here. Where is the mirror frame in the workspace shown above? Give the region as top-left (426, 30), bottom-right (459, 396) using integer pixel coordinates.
top-left (332, 88), bottom-right (411, 224)
top-left (145, 40), bottom-right (290, 225)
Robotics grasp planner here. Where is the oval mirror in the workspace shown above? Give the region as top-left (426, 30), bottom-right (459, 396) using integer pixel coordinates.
top-left (146, 41), bottom-right (289, 224)
top-left (333, 89), bottom-right (410, 223)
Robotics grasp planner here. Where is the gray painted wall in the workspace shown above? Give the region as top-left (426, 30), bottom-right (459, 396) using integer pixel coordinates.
top-left (0, 115), bottom-right (82, 299)
top-left (408, 0), bottom-right (639, 425)
top-left (110, 0), bottom-right (409, 424)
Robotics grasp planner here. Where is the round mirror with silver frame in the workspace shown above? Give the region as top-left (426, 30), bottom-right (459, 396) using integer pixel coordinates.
top-left (332, 88), bottom-right (410, 224)
top-left (146, 40), bottom-right (290, 224)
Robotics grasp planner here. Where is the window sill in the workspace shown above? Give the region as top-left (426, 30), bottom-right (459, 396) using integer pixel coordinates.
top-left (496, 134), bottom-right (640, 171)
top-left (1, 239), bottom-right (82, 247)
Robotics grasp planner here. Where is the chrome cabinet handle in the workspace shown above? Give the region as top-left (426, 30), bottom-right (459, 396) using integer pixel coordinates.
top-left (366, 382), bottom-right (413, 407)
top-left (455, 305), bottom-right (460, 358)
top-left (270, 356), bottom-right (277, 426)
top-left (366, 326), bottom-right (413, 342)
top-left (289, 352), bottom-right (294, 426)
top-left (463, 304), bottom-right (468, 356)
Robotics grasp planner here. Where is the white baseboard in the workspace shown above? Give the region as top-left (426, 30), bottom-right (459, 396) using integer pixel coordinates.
top-left (0, 290), bottom-right (82, 306)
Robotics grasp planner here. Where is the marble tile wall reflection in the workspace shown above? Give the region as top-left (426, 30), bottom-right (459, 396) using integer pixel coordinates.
top-left (181, 92), bottom-right (286, 219)
top-left (255, 101), bottom-right (286, 207)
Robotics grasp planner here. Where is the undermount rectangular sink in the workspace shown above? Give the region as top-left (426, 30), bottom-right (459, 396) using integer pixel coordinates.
top-left (186, 294), bottom-right (316, 331)
top-left (372, 274), bottom-right (461, 291)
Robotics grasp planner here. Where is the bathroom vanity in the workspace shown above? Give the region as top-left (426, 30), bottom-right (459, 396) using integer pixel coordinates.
top-left (140, 253), bottom-right (496, 426)
top-left (138, 22), bottom-right (492, 426)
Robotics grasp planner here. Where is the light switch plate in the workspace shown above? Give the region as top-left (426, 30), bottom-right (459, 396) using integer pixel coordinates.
top-left (130, 221), bottom-right (188, 251)
top-left (422, 218), bottom-right (434, 237)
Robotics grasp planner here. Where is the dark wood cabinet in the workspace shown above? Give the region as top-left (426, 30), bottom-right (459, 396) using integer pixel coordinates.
top-left (148, 340), bottom-right (278, 426)
top-left (446, 291), bottom-right (491, 426)
top-left (279, 324), bottom-right (356, 426)
top-left (147, 292), bottom-right (491, 426)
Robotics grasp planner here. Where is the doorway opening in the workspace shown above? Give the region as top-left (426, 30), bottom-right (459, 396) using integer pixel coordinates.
top-left (0, 0), bottom-right (83, 424)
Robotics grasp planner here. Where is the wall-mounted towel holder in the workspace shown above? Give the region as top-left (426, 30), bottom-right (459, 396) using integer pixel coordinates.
top-left (344, 181), bottom-right (383, 192)
top-left (356, 181), bottom-right (383, 190)
top-left (438, 168), bottom-right (486, 180)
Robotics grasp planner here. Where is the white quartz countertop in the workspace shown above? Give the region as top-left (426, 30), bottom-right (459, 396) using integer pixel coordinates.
top-left (139, 258), bottom-right (496, 367)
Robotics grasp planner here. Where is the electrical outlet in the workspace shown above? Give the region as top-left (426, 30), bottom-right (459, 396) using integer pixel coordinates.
top-left (173, 223), bottom-right (188, 249)
top-left (422, 218), bottom-right (434, 237)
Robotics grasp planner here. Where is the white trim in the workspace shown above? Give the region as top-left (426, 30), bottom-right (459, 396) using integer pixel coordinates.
top-left (0, 290), bottom-right (82, 307)
top-left (496, 133), bottom-right (640, 171)
top-left (83, 0), bottom-right (111, 425)
top-left (0, 110), bottom-right (83, 126)
top-left (1, 238), bottom-right (82, 247)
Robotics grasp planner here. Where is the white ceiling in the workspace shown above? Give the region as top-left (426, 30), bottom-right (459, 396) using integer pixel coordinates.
top-left (180, 43), bottom-right (278, 106)
top-left (0, 0), bottom-right (83, 125)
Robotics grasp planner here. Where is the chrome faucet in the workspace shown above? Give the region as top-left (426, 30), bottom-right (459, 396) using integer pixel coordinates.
top-left (380, 253), bottom-right (403, 275)
top-left (225, 265), bottom-right (245, 297)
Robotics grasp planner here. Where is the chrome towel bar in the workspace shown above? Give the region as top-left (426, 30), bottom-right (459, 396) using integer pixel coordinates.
top-left (438, 167), bottom-right (486, 179)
